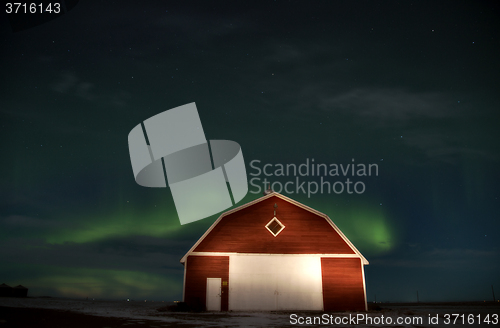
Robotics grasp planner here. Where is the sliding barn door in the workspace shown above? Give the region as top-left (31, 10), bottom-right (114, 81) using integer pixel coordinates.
top-left (228, 255), bottom-right (323, 310)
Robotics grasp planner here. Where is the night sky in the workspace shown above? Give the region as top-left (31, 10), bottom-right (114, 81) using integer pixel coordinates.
top-left (1, 1), bottom-right (499, 303)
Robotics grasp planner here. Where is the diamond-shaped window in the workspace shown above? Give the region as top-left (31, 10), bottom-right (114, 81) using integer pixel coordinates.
top-left (265, 217), bottom-right (285, 237)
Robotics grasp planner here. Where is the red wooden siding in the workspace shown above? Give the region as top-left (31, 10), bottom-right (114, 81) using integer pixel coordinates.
top-left (194, 196), bottom-right (354, 254)
top-left (321, 258), bottom-right (366, 311)
top-left (184, 256), bottom-right (229, 311)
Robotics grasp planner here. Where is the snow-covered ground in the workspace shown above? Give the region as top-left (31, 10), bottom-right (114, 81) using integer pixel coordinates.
top-left (0, 297), bottom-right (498, 327)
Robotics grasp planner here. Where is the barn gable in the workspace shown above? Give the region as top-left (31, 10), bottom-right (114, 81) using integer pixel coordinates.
top-left (181, 192), bottom-right (368, 263)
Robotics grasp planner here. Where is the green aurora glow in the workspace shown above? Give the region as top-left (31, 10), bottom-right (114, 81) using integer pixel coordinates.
top-left (1, 1), bottom-right (498, 303)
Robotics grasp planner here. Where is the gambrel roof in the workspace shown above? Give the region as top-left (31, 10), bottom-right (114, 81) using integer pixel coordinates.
top-left (180, 192), bottom-right (368, 265)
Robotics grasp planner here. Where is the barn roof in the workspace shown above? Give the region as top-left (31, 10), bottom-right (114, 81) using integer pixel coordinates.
top-left (180, 192), bottom-right (369, 265)
top-left (13, 285), bottom-right (28, 289)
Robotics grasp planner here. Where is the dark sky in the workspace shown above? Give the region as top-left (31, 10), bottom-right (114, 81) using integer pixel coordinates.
top-left (1, 1), bottom-right (499, 302)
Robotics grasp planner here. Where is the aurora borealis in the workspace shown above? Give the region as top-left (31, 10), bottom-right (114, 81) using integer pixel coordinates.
top-left (1, 1), bottom-right (499, 302)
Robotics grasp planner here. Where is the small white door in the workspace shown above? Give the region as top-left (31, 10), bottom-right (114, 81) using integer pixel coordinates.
top-left (206, 278), bottom-right (222, 311)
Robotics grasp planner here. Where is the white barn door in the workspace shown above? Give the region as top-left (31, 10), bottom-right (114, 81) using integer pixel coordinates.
top-left (206, 278), bottom-right (221, 311)
top-left (228, 255), bottom-right (323, 311)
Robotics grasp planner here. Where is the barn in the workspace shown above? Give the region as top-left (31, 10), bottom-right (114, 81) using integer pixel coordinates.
top-left (0, 283), bottom-right (13, 297)
top-left (12, 285), bottom-right (28, 297)
top-left (180, 191), bottom-right (368, 312)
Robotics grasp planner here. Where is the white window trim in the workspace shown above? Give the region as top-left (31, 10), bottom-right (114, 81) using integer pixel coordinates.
top-left (189, 252), bottom-right (362, 258)
top-left (265, 217), bottom-right (285, 237)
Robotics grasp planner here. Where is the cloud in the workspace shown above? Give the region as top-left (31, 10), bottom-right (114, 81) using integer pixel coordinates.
top-left (0, 215), bottom-right (78, 236)
top-left (373, 247), bottom-right (499, 270)
top-left (317, 88), bottom-right (456, 126)
top-left (2, 215), bottom-right (56, 228)
top-left (50, 72), bottom-right (133, 108)
top-left (51, 71), bottom-right (79, 93)
top-left (288, 85), bottom-right (498, 163)
top-left (244, 40), bottom-right (497, 164)
top-left (153, 12), bottom-right (252, 44)
top-left (1, 262), bottom-right (182, 300)
top-left (51, 72), bottom-right (97, 101)
top-left (0, 234), bottom-right (188, 299)
top-left (109, 90), bottom-right (131, 107)
top-left (75, 82), bottom-right (96, 101)
top-left (402, 129), bottom-right (498, 163)
top-left (0, 236), bottom-right (189, 272)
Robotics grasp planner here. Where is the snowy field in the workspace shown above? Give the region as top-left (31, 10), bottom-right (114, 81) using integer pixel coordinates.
top-left (0, 297), bottom-right (498, 327)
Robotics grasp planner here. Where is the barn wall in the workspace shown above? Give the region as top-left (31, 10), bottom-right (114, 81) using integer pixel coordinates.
top-left (321, 258), bottom-right (366, 311)
top-left (12, 287), bottom-right (28, 297)
top-left (0, 286), bottom-right (12, 297)
top-left (184, 255), bottom-right (229, 311)
top-left (195, 196), bottom-right (354, 254)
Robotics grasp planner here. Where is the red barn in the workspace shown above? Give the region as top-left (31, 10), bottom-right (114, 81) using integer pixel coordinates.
top-left (180, 192), bottom-right (368, 311)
